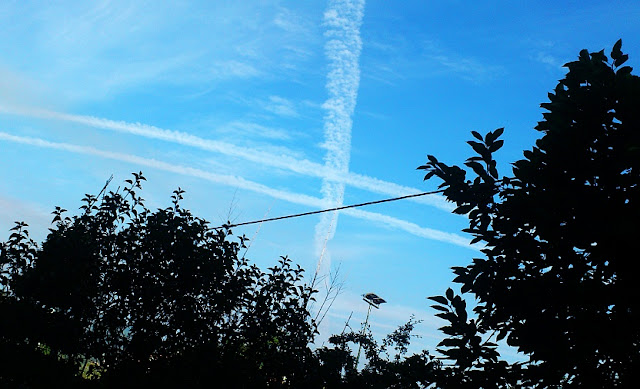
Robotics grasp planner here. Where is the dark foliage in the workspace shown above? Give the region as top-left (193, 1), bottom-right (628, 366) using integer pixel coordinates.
top-left (1, 173), bottom-right (316, 388)
top-left (314, 316), bottom-right (440, 388)
top-left (419, 40), bottom-right (640, 387)
top-left (1, 173), bottom-right (450, 388)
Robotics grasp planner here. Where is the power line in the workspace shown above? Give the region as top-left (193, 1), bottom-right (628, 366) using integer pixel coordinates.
top-left (211, 189), bottom-right (445, 230)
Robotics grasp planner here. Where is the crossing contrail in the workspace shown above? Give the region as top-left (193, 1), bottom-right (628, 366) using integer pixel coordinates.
top-left (0, 131), bottom-right (476, 250)
top-left (314, 0), bottom-right (365, 272)
top-left (0, 104), bottom-right (452, 212)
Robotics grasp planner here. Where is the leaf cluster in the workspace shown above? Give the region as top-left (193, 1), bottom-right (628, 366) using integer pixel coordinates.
top-left (419, 40), bottom-right (640, 387)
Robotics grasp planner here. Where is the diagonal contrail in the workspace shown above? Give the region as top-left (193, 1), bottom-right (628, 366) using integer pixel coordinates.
top-left (0, 131), bottom-right (325, 208)
top-left (314, 0), bottom-right (365, 272)
top-left (0, 104), bottom-right (453, 212)
top-left (0, 131), bottom-right (476, 250)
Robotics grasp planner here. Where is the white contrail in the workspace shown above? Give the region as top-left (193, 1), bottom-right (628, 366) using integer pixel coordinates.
top-left (0, 131), bottom-right (476, 250)
top-left (343, 208), bottom-right (474, 248)
top-left (0, 131), bottom-right (325, 208)
top-left (0, 105), bottom-right (453, 212)
top-left (314, 0), bottom-right (365, 270)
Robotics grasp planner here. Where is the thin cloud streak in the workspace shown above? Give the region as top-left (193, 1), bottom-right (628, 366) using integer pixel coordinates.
top-left (0, 105), bottom-right (453, 212)
top-left (344, 208), bottom-right (478, 250)
top-left (0, 131), bottom-right (325, 209)
top-left (314, 0), bottom-right (365, 269)
top-left (0, 131), bottom-right (474, 250)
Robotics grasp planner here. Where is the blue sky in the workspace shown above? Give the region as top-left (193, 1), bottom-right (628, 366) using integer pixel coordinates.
top-left (1, 0), bottom-right (639, 357)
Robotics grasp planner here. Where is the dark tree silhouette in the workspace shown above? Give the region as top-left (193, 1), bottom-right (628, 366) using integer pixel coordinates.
top-left (1, 174), bottom-right (446, 388)
top-left (1, 174), bottom-right (316, 387)
top-left (419, 40), bottom-right (640, 387)
top-left (315, 316), bottom-right (440, 388)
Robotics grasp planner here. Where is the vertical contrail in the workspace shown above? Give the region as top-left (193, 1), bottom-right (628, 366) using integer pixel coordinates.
top-left (314, 0), bottom-right (365, 272)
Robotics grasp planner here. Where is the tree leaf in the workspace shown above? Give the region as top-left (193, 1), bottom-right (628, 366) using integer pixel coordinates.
top-left (488, 139), bottom-right (504, 153)
top-left (446, 288), bottom-right (454, 301)
top-left (454, 204), bottom-right (474, 215)
top-left (427, 295), bottom-right (448, 305)
top-left (615, 54), bottom-right (629, 68)
top-left (611, 39), bottom-right (622, 60)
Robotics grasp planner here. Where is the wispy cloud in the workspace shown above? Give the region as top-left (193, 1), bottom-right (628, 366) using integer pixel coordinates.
top-left (273, 7), bottom-right (313, 35)
top-left (0, 131), bottom-right (474, 250)
top-left (0, 105), bottom-right (453, 212)
top-left (314, 0), bottom-right (365, 270)
top-left (0, 131), bottom-right (326, 209)
top-left (98, 54), bottom-right (199, 92)
top-left (419, 39), bottom-right (504, 83)
top-left (208, 60), bottom-right (262, 80)
top-left (531, 52), bottom-right (565, 70)
top-left (216, 120), bottom-right (293, 141)
top-left (522, 38), bottom-right (566, 72)
top-left (263, 95), bottom-right (299, 118)
top-left (0, 2), bottom-right (318, 102)
top-left (364, 36), bottom-right (503, 85)
top-left (271, 6), bottom-right (321, 71)
top-left (429, 54), bottom-right (501, 82)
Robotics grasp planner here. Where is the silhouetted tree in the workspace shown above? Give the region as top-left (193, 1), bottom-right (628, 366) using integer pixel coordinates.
top-left (314, 316), bottom-right (440, 388)
top-left (1, 173), bottom-right (316, 387)
top-left (0, 175), bottom-right (508, 388)
top-left (419, 40), bottom-right (640, 387)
